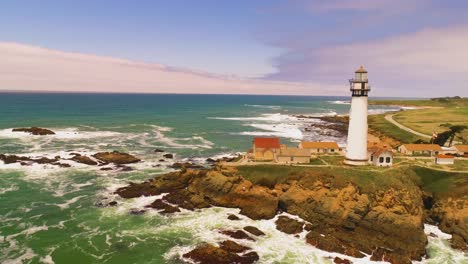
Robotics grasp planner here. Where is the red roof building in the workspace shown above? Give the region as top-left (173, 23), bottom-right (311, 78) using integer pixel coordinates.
top-left (253, 137), bottom-right (280, 149)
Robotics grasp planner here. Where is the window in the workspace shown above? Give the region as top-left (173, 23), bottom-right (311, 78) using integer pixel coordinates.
top-left (386, 157), bottom-right (391, 163)
top-left (379, 157), bottom-right (384, 163)
top-left (331, 149), bottom-right (335, 152)
top-left (370, 156), bottom-right (373, 161)
top-left (290, 157), bottom-right (294, 162)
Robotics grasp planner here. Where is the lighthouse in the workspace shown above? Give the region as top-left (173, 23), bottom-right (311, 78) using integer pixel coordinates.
top-left (344, 66), bottom-right (371, 166)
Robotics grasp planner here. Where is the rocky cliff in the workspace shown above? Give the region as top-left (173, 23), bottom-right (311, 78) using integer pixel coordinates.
top-left (116, 166), bottom-right (436, 264)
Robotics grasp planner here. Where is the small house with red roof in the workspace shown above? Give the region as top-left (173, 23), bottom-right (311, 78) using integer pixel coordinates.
top-left (368, 143), bottom-right (393, 167)
top-left (434, 154), bottom-right (455, 165)
top-left (251, 137), bottom-right (281, 161)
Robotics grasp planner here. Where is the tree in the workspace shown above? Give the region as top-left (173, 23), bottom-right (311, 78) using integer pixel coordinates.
top-left (437, 124), bottom-right (467, 146)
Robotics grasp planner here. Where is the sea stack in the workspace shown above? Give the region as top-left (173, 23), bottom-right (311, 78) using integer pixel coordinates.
top-left (344, 66), bottom-right (370, 166)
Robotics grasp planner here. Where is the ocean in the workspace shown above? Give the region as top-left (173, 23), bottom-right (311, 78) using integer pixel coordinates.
top-left (0, 93), bottom-right (465, 264)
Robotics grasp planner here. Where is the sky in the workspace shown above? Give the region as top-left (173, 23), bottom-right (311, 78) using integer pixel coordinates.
top-left (1, 0), bottom-right (468, 97)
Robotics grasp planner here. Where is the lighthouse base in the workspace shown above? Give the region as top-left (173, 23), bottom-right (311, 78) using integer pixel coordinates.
top-left (344, 158), bottom-right (369, 166)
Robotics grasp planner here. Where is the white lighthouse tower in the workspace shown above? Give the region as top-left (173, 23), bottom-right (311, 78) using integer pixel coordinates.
top-left (344, 66), bottom-right (371, 166)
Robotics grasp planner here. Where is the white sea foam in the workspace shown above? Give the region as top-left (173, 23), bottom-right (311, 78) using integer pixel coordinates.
top-left (0, 128), bottom-right (121, 140)
top-left (244, 104), bottom-right (282, 109)
top-left (159, 207), bottom-right (388, 264)
top-left (209, 113), bottom-right (296, 122)
top-left (414, 224), bottom-right (468, 263)
top-left (2, 248), bottom-right (37, 264)
top-left (56, 195), bottom-right (87, 210)
top-left (0, 185), bottom-right (19, 195)
top-left (329, 100), bottom-right (351, 105)
top-left (150, 125), bottom-right (214, 149)
top-left (240, 123), bottom-right (304, 140)
top-left (40, 254), bottom-right (55, 264)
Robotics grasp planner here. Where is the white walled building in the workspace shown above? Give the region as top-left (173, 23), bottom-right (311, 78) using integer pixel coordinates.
top-left (368, 148), bottom-right (393, 167)
top-left (344, 66), bottom-right (371, 166)
top-left (434, 154), bottom-right (455, 165)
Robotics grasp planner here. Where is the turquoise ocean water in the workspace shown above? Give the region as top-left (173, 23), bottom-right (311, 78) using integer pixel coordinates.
top-left (0, 93), bottom-right (465, 263)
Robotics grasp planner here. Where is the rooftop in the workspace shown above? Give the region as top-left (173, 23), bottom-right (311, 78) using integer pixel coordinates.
top-left (400, 144), bottom-right (442, 151)
top-left (435, 154), bottom-right (454, 159)
top-left (454, 145), bottom-right (468, 152)
top-left (253, 137), bottom-right (280, 149)
top-left (301, 141), bottom-right (339, 149)
top-left (355, 65), bottom-right (367, 73)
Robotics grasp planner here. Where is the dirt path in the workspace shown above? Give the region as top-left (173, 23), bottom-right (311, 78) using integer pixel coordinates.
top-left (384, 114), bottom-right (432, 139)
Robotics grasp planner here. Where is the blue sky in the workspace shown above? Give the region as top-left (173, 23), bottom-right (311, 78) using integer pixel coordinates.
top-left (1, 0), bottom-right (468, 96)
top-left (0, 0), bottom-right (282, 77)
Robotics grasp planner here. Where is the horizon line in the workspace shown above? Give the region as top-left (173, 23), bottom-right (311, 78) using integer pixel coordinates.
top-left (0, 89), bottom-right (427, 99)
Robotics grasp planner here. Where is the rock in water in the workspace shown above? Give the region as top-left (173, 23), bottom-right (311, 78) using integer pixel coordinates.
top-left (227, 214), bottom-right (241, 220)
top-left (145, 199), bottom-right (180, 214)
top-left (243, 226), bottom-right (265, 236)
top-left (220, 230), bottom-right (255, 241)
top-left (183, 244), bottom-right (259, 264)
top-left (92, 151), bottom-right (140, 164)
top-left (163, 153), bottom-right (174, 159)
top-left (219, 240), bottom-right (251, 253)
top-left (275, 216), bottom-right (304, 234)
top-left (70, 154), bottom-right (98, 165)
top-left (334, 257), bottom-right (352, 264)
top-left (12, 127), bottom-right (55, 135)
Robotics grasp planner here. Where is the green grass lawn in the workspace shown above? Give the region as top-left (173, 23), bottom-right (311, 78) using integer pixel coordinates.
top-left (411, 166), bottom-right (468, 197)
top-left (422, 159), bottom-right (468, 172)
top-left (369, 97), bottom-right (468, 108)
top-left (235, 164), bottom-right (419, 193)
top-left (368, 114), bottom-right (424, 144)
top-left (319, 155), bottom-right (345, 165)
top-left (369, 97), bottom-right (468, 143)
top-left (393, 107), bottom-right (468, 141)
top-left (309, 158), bottom-right (325, 165)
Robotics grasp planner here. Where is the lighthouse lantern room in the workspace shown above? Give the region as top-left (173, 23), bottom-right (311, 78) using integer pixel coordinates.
top-left (344, 66), bottom-right (371, 166)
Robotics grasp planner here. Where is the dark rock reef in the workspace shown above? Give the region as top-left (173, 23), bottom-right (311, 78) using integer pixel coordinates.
top-left (12, 127), bottom-right (55, 135)
top-left (0, 151), bottom-right (141, 170)
top-left (183, 243), bottom-right (259, 264)
top-left (115, 166), bottom-right (436, 264)
top-left (92, 151), bottom-right (141, 164)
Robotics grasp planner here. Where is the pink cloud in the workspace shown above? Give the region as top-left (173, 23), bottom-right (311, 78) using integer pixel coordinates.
top-left (0, 42), bottom-right (343, 96)
top-left (267, 25), bottom-right (468, 97)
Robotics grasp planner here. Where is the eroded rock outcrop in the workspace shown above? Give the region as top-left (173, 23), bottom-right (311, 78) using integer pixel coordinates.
top-left (12, 127), bottom-right (55, 135)
top-left (115, 166), bottom-right (429, 263)
top-left (430, 197), bottom-right (468, 251)
top-left (183, 244), bottom-right (259, 264)
top-left (93, 151), bottom-right (141, 164)
top-left (70, 154), bottom-right (98, 165)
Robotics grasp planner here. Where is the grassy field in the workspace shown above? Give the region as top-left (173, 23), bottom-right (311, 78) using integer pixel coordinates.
top-left (235, 164), bottom-right (468, 198)
top-left (236, 164), bottom-right (419, 193)
top-left (369, 97), bottom-right (468, 144)
top-left (411, 166), bottom-right (468, 197)
top-left (393, 107), bottom-right (468, 141)
top-left (368, 114), bottom-right (424, 145)
top-left (369, 97), bottom-right (468, 107)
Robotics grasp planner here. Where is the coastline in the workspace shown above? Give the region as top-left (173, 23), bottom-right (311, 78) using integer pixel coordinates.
top-left (0, 95), bottom-right (466, 264)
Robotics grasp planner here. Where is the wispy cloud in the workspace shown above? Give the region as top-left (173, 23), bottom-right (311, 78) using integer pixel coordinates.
top-left (267, 24), bottom-right (468, 96)
top-left (0, 42), bottom-right (343, 96)
top-left (258, 0), bottom-right (468, 96)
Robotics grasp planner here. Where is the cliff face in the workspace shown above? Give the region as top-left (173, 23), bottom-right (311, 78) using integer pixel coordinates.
top-left (116, 166), bottom-right (431, 264)
top-left (278, 177), bottom-right (427, 263)
top-left (430, 196), bottom-right (468, 251)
